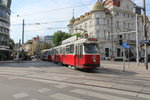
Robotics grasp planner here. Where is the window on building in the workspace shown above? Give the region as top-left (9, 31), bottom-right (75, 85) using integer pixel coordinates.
top-left (124, 13), bottom-right (125, 17)
top-left (124, 22), bottom-right (126, 29)
top-left (107, 19), bottom-right (110, 27)
top-left (80, 25), bottom-right (82, 29)
top-left (107, 32), bottom-right (111, 40)
top-left (96, 30), bottom-right (100, 34)
top-left (96, 18), bottom-right (99, 25)
top-left (127, 5), bottom-right (129, 10)
top-left (90, 21), bottom-right (92, 26)
top-left (104, 30), bottom-right (106, 39)
top-left (2, 0), bottom-right (8, 6)
top-left (116, 21), bottom-right (119, 28)
top-left (85, 23), bottom-right (87, 30)
top-left (128, 23), bottom-right (130, 29)
top-left (128, 14), bottom-right (130, 18)
top-left (131, 24), bottom-right (134, 30)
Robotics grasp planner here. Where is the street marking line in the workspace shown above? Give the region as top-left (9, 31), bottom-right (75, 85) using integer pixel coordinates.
top-left (138, 94), bottom-right (150, 99)
top-left (13, 93), bottom-right (29, 99)
top-left (50, 93), bottom-right (85, 100)
top-left (71, 89), bottom-right (131, 100)
top-left (56, 85), bottom-right (67, 88)
top-left (29, 99), bottom-right (37, 100)
top-left (37, 88), bottom-right (50, 93)
top-left (90, 86), bottom-right (137, 96)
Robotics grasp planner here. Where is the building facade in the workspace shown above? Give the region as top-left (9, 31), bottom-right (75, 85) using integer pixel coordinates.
top-left (0, 0), bottom-right (11, 61)
top-left (68, 0), bottom-right (150, 59)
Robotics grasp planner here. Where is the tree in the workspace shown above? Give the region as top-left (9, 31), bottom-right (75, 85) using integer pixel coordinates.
top-left (9, 38), bottom-right (15, 50)
top-left (40, 42), bottom-right (51, 50)
top-left (73, 33), bottom-right (81, 38)
top-left (53, 31), bottom-right (72, 46)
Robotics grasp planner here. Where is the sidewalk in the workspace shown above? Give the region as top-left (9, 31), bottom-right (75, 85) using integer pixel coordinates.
top-left (101, 60), bottom-right (150, 77)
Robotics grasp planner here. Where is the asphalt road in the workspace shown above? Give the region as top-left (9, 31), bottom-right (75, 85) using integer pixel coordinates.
top-left (0, 60), bottom-right (150, 100)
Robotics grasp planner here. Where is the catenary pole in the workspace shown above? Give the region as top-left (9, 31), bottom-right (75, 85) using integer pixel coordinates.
top-left (136, 14), bottom-right (139, 66)
top-left (22, 19), bottom-right (25, 44)
top-left (143, 0), bottom-right (148, 70)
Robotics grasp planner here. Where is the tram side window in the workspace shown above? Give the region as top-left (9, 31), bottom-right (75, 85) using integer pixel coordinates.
top-left (80, 45), bottom-right (83, 58)
top-left (63, 47), bottom-right (65, 55)
top-left (56, 49), bottom-right (59, 55)
top-left (70, 44), bottom-right (74, 54)
top-left (80, 45), bottom-right (83, 55)
top-left (60, 47), bottom-right (62, 54)
top-left (75, 46), bottom-right (78, 55)
top-left (66, 45), bottom-right (70, 54)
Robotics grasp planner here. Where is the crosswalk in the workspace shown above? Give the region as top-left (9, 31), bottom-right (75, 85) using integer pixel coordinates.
top-left (50, 93), bottom-right (85, 100)
top-left (71, 89), bottom-right (132, 100)
top-left (12, 85), bottom-right (150, 100)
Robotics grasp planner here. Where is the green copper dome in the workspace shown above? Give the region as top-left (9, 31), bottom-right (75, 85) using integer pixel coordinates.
top-left (70, 16), bottom-right (75, 24)
top-left (92, 0), bottom-right (104, 12)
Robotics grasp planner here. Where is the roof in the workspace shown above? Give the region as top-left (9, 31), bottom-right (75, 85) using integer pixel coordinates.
top-left (69, 16), bottom-right (75, 24)
top-left (92, 0), bottom-right (104, 12)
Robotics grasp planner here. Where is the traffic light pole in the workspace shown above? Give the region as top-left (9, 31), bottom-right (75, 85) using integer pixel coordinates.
top-left (123, 36), bottom-right (126, 72)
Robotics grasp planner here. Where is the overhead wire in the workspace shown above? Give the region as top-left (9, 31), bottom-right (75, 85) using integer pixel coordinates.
top-left (12, 2), bottom-right (96, 18)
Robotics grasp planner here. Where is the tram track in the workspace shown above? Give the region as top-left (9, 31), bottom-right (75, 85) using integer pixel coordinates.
top-left (0, 72), bottom-right (149, 97)
top-left (0, 66), bottom-right (149, 88)
top-left (0, 68), bottom-right (149, 96)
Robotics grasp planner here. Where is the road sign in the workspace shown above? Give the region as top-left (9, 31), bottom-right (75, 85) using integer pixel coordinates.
top-left (141, 40), bottom-right (150, 44)
top-left (122, 43), bottom-right (131, 48)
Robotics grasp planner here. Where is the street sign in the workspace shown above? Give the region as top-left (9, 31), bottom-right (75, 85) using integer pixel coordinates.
top-left (141, 40), bottom-right (150, 44)
top-left (122, 43), bottom-right (131, 48)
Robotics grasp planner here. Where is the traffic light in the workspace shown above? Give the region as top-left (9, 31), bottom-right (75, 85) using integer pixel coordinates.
top-left (118, 35), bottom-right (123, 45)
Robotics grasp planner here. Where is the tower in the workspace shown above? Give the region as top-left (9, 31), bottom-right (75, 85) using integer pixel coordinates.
top-left (91, 0), bottom-right (105, 38)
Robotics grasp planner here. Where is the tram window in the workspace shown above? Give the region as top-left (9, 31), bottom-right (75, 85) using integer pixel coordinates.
top-left (75, 46), bottom-right (78, 55)
top-left (84, 43), bottom-right (99, 53)
top-left (66, 45), bottom-right (70, 54)
top-left (70, 44), bottom-right (74, 54)
top-left (80, 45), bottom-right (83, 55)
top-left (60, 47), bottom-right (62, 54)
top-left (56, 49), bottom-right (59, 55)
top-left (63, 47), bottom-right (65, 55)
top-left (80, 45), bottom-right (83, 58)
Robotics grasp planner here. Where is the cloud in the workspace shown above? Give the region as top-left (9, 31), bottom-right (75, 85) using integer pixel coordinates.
top-left (10, 0), bottom-right (150, 43)
top-left (10, 0), bottom-right (97, 43)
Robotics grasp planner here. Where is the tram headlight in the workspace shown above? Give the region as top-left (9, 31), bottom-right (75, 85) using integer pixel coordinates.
top-left (92, 55), bottom-right (96, 62)
top-left (93, 59), bottom-right (96, 62)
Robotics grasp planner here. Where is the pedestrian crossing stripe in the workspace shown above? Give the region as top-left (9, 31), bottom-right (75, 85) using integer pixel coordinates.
top-left (71, 89), bottom-right (131, 100)
top-left (50, 93), bottom-right (85, 100)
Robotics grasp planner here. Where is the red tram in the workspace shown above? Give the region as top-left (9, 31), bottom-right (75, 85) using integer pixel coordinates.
top-left (40, 36), bottom-right (100, 69)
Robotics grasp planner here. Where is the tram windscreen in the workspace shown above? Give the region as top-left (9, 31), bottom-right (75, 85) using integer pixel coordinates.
top-left (84, 43), bottom-right (99, 53)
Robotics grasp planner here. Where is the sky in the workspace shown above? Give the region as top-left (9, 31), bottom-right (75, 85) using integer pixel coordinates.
top-left (10, 0), bottom-right (150, 43)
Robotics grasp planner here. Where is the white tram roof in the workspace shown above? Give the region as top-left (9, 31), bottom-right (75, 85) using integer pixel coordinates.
top-left (62, 37), bottom-right (98, 45)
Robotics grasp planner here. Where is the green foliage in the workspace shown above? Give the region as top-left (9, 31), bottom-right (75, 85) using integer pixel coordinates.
top-left (40, 42), bottom-right (51, 50)
top-left (73, 33), bottom-right (81, 38)
top-left (9, 38), bottom-right (15, 50)
top-left (26, 40), bottom-right (32, 44)
top-left (53, 31), bottom-right (72, 46)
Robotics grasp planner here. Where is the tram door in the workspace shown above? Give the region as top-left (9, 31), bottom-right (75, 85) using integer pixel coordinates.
top-left (75, 44), bottom-right (83, 67)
